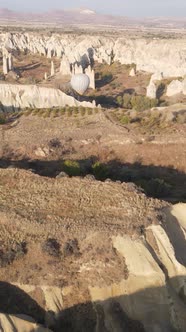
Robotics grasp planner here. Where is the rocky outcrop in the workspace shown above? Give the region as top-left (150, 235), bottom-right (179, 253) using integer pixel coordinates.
top-left (0, 83), bottom-right (94, 109)
top-left (50, 61), bottom-right (55, 77)
top-left (85, 65), bottom-right (95, 89)
top-left (129, 67), bottom-right (136, 77)
top-left (166, 77), bottom-right (186, 96)
top-left (1, 32), bottom-right (186, 77)
top-left (146, 81), bottom-right (157, 99)
top-left (59, 55), bottom-right (71, 75)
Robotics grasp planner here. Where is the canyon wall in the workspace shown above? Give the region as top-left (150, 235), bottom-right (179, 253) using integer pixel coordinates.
top-left (0, 83), bottom-right (94, 110)
top-left (1, 32), bottom-right (186, 77)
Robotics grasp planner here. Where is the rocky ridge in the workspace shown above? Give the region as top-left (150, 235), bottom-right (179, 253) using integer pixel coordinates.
top-left (1, 32), bottom-right (186, 78)
top-left (0, 83), bottom-right (94, 110)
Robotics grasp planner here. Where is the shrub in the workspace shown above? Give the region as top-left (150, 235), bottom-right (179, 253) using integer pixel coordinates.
top-left (131, 95), bottom-right (158, 112)
top-left (92, 162), bottom-right (109, 180)
top-left (116, 95), bottom-right (123, 107)
top-left (67, 109), bottom-right (72, 117)
top-left (48, 138), bottom-right (61, 149)
top-left (137, 178), bottom-right (172, 198)
top-left (0, 113), bottom-right (6, 124)
top-left (63, 239), bottom-right (80, 257)
top-left (60, 108), bottom-right (66, 115)
top-left (0, 242), bottom-right (27, 267)
top-left (120, 115), bottom-right (130, 125)
top-left (123, 93), bottom-right (132, 109)
top-left (63, 160), bottom-right (81, 176)
top-left (80, 108), bottom-right (86, 116)
top-left (42, 238), bottom-right (61, 257)
top-left (117, 93), bottom-right (158, 111)
top-left (87, 108), bottom-right (93, 115)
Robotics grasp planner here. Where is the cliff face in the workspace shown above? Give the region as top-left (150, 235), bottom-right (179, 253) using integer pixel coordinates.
top-left (0, 83), bottom-right (94, 109)
top-left (1, 32), bottom-right (186, 77)
top-left (0, 169), bottom-right (185, 332)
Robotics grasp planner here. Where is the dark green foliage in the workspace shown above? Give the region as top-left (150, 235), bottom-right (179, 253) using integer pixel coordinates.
top-left (137, 178), bottom-right (172, 198)
top-left (63, 160), bottom-right (81, 177)
top-left (92, 162), bottom-right (109, 180)
top-left (0, 113), bottom-right (6, 124)
top-left (131, 95), bottom-right (158, 111)
top-left (116, 93), bottom-right (158, 111)
top-left (119, 115), bottom-right (130, 125)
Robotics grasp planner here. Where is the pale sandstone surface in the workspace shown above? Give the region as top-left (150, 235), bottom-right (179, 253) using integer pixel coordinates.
top-left (0, 314), bottom-right (51, 332)
top-left (0, 83), bottom-right (94, 109)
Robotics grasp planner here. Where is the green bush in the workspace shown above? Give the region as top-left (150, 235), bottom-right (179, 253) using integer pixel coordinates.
top-left (87, 109), bottom-right (93, 116)
top-left (92, 162), bottom-right (109, 180)
top-left (117, 93), bottom-right (158, 111)
top-left (137, 178), bottom-right (172, 198)
top-left (116, 95), bottom-right (123, 107)
top-left (123, 94), bottom-right (132, 109)
top-left (0, 113), bottom-right (6, 124)
top-left (120, 115), bottom-right (130, 125)
top-left (131, 95), bottom-right (158, 111)
top-left (63, 160), bottom-right (81, 177)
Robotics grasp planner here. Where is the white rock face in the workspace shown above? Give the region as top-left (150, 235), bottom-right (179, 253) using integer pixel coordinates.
top-left (50, 61), bottom-right (55, 77)
top-left (0, 314), bottom-right (51, 332)
top-left (129, 67), bottom-right (136, 77)
top-left (182, 77), bottom-right (186, 95)
top-left (146, 81), bottom-right (157, 99)
top-left (3, 56), bottom-right (8, 75)
top-left (0, 83), bottom-right (94, 109)
top-left (1, 32), bottom-right (186, 77)
top-left (150, 72), bottom-right (164, 82)
top-left (8, 53), bottom-right (13, 71)
top-left (59, 55), bottom-right (71, 75)
top-left (85, 65), bottom-right (95, 89)
top-left (166, 80), bottom-right (183, 96)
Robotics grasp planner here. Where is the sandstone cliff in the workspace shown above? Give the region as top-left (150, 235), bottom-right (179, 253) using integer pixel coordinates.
top-left (1, 32), bottom-right (186, 77)
top-left (0, 83), bottom-right (94, 110)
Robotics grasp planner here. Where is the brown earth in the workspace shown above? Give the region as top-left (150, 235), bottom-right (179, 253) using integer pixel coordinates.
top-left (0, 104), bottom-right (185, 331)
top-left (0, 107), bottom-right (185, 202)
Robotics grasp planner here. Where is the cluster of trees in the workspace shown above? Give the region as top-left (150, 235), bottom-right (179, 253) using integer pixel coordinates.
top-left (116, 93), bottom-right (158, 112)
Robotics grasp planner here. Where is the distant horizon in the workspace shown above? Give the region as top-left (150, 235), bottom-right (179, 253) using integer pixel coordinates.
top-left (0, 0), bottom-right (186, 18)
top-left (1, 6), bottom-right (186, 19)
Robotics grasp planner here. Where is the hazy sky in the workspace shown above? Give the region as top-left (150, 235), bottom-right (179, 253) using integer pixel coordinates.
top-left (1, 0), bottom-right (186, 17)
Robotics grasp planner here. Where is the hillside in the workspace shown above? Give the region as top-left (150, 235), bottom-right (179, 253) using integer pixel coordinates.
top-left (0, 167), bottom-right (185, 331)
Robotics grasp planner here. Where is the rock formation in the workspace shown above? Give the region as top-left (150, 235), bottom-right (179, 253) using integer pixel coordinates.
top-left (150, 72), bottom-right (164, 82)
top-left (2, 32), bottom-right (186, 77)
top-left (166, 80), bottom-right (183, 96)
top-left (59, 55), bottom-right (71, 76)
top-left (74, 63), bottom-right (83, 75)
top-left (0, 83), bottom-right (95, 109)
top-left (50, 61), bottom-right (55, 77)
top-left (129, 67), bottom-right (136, 77)
top-left (0, 314), bottom-right (51, 332)
top-left (8, 53), bottom-right (13, 71)
top-left (3, 56), bottom-right (8, 75)
top-left (146, 81), bottom-right (157, 99)
top-left (85, 65), bottom-right (95, 89)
